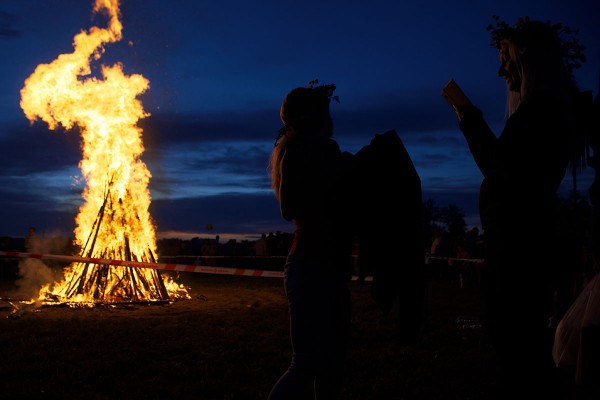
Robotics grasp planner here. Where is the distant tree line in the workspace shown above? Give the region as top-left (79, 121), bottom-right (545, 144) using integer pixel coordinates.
top-left (1, 193), bottom-right (596, 278)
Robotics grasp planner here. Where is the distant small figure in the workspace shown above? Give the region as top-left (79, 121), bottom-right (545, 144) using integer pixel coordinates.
top-left (429, 228), bottom-right (444, 257)
top-left (254, 233), bottom-right (268, 257)
top-left (201, 237), bottom-right (218, 266)
top-left (24, 227), bottom-right (39, 252)
top-left (426, 227), bottom-right (448, 279)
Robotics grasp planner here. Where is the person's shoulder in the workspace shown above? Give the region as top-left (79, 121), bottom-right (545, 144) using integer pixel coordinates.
top-left (520, 89), bottom-right (569, 123)
top-left (312, 137), bottom-right (342, 157)
top-left (523, 89), bottom-right (563, 110)
top-left (323, 137), bottom-right (341, 150)
top-left (281, 140), bottom-right (304, 164)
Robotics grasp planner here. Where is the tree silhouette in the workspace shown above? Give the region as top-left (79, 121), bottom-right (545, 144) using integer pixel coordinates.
top-left (423, 197), bottom-right (467, 236)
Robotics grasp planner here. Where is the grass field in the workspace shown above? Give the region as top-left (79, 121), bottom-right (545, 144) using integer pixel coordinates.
top-left (0, 268), bottom-right (512, 400)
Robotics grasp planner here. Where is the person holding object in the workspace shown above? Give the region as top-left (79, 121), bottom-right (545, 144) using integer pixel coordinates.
top-left (267, 82), bottom-right (356, 399)
top-left (443, 16), bottom-right (586, 399)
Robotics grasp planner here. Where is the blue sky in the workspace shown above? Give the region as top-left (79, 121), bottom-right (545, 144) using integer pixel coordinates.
top-left (0, 0), bottom-right (598, 242)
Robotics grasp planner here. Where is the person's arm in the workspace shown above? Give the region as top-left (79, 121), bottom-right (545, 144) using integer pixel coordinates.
top-left (457, 105), bottom-right (498, 178)
top-left (442, 80), bottom-right (498, 178)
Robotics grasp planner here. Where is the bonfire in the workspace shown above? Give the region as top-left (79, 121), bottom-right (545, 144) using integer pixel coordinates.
top-left (19, 0), bottom-right (189, 305)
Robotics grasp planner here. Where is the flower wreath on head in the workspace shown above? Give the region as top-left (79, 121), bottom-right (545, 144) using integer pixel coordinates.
top-left (486, 15), bottom-right (587, 77)
top-left (308, 79), bottom-right (340, 104)
top-left (487, 17), bottom-right (597, 190)
top-left (274, 80), bottom-right (339, 147)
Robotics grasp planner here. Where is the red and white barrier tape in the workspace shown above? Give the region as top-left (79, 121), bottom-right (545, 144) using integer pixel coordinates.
top-left (0, 251), bottom-right (480, 280)
top-left (425, 255), bottom-right (484, 264)
top-left (0, 251), bottom-right (284, 278)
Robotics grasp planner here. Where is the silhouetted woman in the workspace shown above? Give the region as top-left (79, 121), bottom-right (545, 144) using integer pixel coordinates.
top-left (267, 83), bottom-right (356, 399)
top-left (449, 17), bottom-right (584, 399)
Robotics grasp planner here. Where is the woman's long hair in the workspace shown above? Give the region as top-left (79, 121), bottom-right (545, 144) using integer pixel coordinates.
top-left (504, 33), bottom-right (579, 118)
top-left (487, 16), bottom-right (585, 119)
top-left (500, 19), bottom-right (587, 186)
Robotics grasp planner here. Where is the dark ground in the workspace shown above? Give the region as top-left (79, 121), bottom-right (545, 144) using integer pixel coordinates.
top-left (0, 267), bottom-right (586, 400)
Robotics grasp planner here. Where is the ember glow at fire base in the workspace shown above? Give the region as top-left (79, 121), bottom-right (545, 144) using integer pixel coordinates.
top-left (19, 0), bottom-right (188, 304)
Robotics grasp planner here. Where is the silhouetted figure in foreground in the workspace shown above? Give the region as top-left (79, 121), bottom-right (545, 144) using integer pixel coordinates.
top-left (267, 83), bottom-right (355, 399)
top-left (445, 16), bottom-right (585, 399)
top-left (355, 129), bottom-right (425, 343)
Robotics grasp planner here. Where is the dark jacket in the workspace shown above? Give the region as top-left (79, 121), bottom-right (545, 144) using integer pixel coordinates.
top-left (354, 130), bottom-right (424, 314)
top-left (280, 136), bottom-right (356, 280)
top-left (459, 90), bottom-right (569, 235)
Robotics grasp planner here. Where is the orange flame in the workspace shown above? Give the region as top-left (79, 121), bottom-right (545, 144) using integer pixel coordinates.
top-left (20, 0), bottom-right (189, 304)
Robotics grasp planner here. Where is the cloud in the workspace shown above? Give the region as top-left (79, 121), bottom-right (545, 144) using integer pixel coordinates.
top-left (0, 11), bottom-right (20, 39)
top-left (150, 192), bottom-right (293, 236)
top-left (0, 93), bottom-right (489, 238)
top-left (0, 120), bottom-right (81, 175)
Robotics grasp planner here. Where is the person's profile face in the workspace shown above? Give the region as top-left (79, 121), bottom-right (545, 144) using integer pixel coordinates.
top-left (498, 40), bottom-right (521, 92)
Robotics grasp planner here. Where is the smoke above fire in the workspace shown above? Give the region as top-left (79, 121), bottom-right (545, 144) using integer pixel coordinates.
top-left (19, 0), bottom-right (188, 304)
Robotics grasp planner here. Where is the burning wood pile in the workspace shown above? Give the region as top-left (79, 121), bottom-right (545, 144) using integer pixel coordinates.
top-left (19, 0), bottom-right (188, 305)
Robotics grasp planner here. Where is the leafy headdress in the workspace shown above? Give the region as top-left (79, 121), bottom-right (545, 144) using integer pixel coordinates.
top-left (276, 80), bottom-right (338, 146)
top-left (487, 16), bottom-right (594, 193)
top-left (486, 15), bottom-right (586, 78)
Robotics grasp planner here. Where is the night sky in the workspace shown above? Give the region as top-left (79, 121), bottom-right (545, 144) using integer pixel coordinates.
top-left (0, 0), bottom-right (598, 242)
